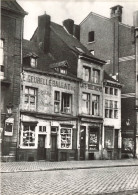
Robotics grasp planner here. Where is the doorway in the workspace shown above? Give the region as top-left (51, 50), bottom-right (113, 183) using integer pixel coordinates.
top-left (50, 134), bottom-right (57, 161)
top-left (80, 126), bottom-right (86, 160)
top-left (37, 135), bottom-right (46, 160)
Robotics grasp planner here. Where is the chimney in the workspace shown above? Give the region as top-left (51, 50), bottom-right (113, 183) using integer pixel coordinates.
top-left (37, 13), bottom-right (51, 53)
top-left (73, 24), bottom-right (80, 40)
top-left (63, 19), bottom-right (74, 35)
top-left (133, 11), bottom-right (138, 27)
top-left (110, 5), bottom-right (123, 22)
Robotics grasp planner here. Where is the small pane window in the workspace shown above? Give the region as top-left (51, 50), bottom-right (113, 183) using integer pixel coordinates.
top-left (24, 87), bottom-right (37, 110)
top-left (60, 128), bottom-right (72, 149)
top-left (60, 67), bottom-right (67, 74)
top-left (92, 95), bottom-right (99, 116)
top-left (22, 124), bottom-right (36, 147)
top-left (110, 88), bottom-right (113, 95)
top-left (114, 88), bottom-right (118, 96)
top-left (88, 31), bottom-right (94, 42)
top-left (83, 66), bottom-right (90, 82)
top-left (31, 58), bottom-right (37, 68)
top-left (92, 69), bottom-right (100, 84)
top-left (82, 93), bottom-right (90, 114)
top-left (61, 93), bottom-right (72, 114)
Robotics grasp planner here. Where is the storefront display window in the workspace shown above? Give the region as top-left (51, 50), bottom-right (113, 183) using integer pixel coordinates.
top-left (104, 127), bottom-right (114, 148)
top-left (122, 138), bottom-right (134, 153)
top-left (89, 128), bottom-right (99, 150)
top-left (22, 124), bottom-right (36, 147)
top-left (60, 128), bottom-right (72, 149)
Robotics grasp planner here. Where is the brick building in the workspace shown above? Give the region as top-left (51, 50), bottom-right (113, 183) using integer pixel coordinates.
top-left (80, 5), bottom-right (138, 158)
top-left (0, 0), bottom-right (27, 161)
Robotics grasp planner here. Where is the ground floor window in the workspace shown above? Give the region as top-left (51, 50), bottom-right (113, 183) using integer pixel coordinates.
top-left (89, 127), bottom-right (99, 151)
top-left (60, 128), bottom-right (72, 149)
top-left (21, 123), bottom-right (36, 147)
top-left (104, 127), bottom-right (114, 148)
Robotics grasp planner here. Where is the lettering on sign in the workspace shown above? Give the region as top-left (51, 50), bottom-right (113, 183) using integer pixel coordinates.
top-left (80, 82), bottom-right (102, 92)
top-left (26, 75), bottom-right (75, 91)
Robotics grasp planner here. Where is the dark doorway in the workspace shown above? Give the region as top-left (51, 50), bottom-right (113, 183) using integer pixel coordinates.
top-left (37, 135), bottom-right (46, 160)
top-left (50, 134), bottom-right (57, 161)
top-left (80, 126), bottom-right (86, 160)
top-left (114, 129), bottom-right (119, 149)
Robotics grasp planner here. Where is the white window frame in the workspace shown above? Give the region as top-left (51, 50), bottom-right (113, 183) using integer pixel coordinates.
top-left (82, 93), bottom-right (90, 114)
top-left (24, 86), bottom-right (37, 111)
top-left (20, 123), bottom-right (37, 148)
top-left (92, 95), bottom-right (99, 116)
top-left (92, 69), bottom-right (100, 84)
top-left (61, 93), bottom-right (72, 114)
top-left (60, 128), bottom-right (72, 149)
top-left (30, 57), bottom-right (37, 68)
top-left (54, 91), bottom-right (60, 113)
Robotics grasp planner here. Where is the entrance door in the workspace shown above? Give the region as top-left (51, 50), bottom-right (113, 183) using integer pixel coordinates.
top-left (37, 135), bottom-right (46, 160)
top-left (114, 129), bottom-right (119, 159)
top-left (80, 126), bottom-right (86, 160)
top-left (50, 134), bottom-right (57, 161)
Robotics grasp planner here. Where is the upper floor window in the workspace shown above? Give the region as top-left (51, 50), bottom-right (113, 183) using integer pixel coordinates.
top-left (61, 93), bottom-right (72, 114)
top-left (105, 87), bottom-right (108, 94)
top-left (83, 66), bottom-right (90, 82)
top-left (105, 100), bottom-right (118, 119)
top-left (82, 93), bottom-right (90, 114)
top-left (24, 87), bottom-right (37, 110)
top-left (30, 57), bottom-right (37, 68)
top-left (114, 88), bottom-right (118, 96)
top-left (60, 67), bottom-right (67, 74)
top-left (54, 91), bottom-right (60, 113)
top-left (92, 95), bottom-right (99, 116)
top-left (88, 31), bottom-right (94, 42)
top-left (110, 88), bottom-right (113, 95)
top-left (0, 39), bottom-right (4, 75)
top-left (92, 69), bottom-right (100, 84)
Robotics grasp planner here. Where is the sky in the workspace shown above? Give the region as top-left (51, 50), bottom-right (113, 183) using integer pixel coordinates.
top-left (17, 0), bottom-right (138, 40)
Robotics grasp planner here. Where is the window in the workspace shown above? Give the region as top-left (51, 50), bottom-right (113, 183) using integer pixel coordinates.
top-left (92, 95), bottom-right (99, 116)
top-left (61, 93), bottom-right (72, 114)
top-left (82, 93), bottom-right (90, 114)
top-left (22, 124), bottom-right (36, 147)
top-left (0, 39), bottom-right (4, 75)
top-left (39, 126), bottom-right (46, 132)
top-left (92, 69), bottom-right (100, 84)
top-left (110, 88), bottom-right (113, 95)
top-left (105, 87), bottom-right (108, 94)
top-left (114, 88), bottom-right (118, 96)
top-left (83, 66), bottom-right (90, 82)
top-left (88, 31), bottom-right (94, 42)
top-left (60, 128), bottom-right (72, 149)
top-left (24, 87), bottom-right (37, 110)
top-left (30, 57), bottom-right (37, 68)
top-left (104, 127), bottom-right (114, 148)
top-left (60, 67), bottom-right (67, 74)
top-left (54, 91), bottom-right (60, 113)
top-left (89, 127), bottom-right (99, 150)
top-left (105, 100), bottom-right (118, 119)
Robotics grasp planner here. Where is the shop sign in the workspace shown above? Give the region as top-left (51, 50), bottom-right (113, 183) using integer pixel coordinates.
top-left (80, 82), bottom-right (102, 92)
top-left (5, 118), bottom-right (14, 136)
top-left (26, 74), bottom-right (75, 91)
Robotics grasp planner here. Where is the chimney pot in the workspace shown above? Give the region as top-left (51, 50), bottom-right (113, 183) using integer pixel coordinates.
top-left (110, 5), bottom-right (123, 22)
top-left (63, 19), bottom-right (74, 35)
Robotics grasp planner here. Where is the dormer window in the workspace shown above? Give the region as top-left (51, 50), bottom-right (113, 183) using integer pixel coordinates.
top-left (31, 57), bottom-right (37, 68)
top-left (60, 67), bottom-right (67, 74)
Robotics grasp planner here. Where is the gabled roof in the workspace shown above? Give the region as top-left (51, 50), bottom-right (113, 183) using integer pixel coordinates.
top-left (1, 0), bottom-right (27, 16)
top-left (104, 71), bottom-right (119, 83)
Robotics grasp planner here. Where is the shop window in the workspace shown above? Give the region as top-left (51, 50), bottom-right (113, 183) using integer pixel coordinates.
top-left (54, 91), bottom-right (60, 113)
top-left (89, 127), bottom-right (99, 151)
top-left (60, 128), bottom-right (72, 149)
top-left (61, 93), bottom-right (72, 114)
top-left (82, 93), bottom-right (90, 114)
top-left (24, 87), bottom-right (37, 110)
top-left (30, 57), bottom-right (37, 68)
top-left (83, 66), bottom-right (90, 82)
top-left (39, 126), bottom-right (46, 132)
top-left (88, 31), bottom-right (94, 42)
top-left (104, 127), bottom-right (114, 148)
top-left (22, 124), bottom-right (36, 147)
top-left (92, 69), bottom-right (100, 84)
top-left (114, 88), bottom-right (118, 96)
top-left (0, 39), bottom-right (4, 76)
top-left (105, 87), bottom-right (108, 94)
top-left (92, 95), bottom-right (99, 116)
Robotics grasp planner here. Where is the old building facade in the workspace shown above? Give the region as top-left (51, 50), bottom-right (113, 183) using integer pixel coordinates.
top-left (80, 5), bottom-right (138, 158)
top-left (0, 0), bottom-right (27, 161)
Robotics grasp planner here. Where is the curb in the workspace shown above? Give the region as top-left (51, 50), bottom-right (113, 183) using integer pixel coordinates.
top-left (1, 164), bottom-right (138, 173)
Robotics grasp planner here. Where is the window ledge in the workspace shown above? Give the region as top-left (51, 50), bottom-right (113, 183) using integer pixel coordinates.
top-left (88, 41), bottom-right (95, 44)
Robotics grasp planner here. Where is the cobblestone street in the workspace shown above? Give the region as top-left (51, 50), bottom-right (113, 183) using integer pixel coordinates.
top-left (1, 166), bottom-right (138, 195)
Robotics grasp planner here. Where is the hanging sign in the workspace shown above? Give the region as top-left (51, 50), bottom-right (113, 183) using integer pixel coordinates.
top-left (5, 118), bottom-right (14, 136)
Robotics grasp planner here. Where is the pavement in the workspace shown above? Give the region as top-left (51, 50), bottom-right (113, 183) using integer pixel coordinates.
top-left (1, 158), bottom-right (138, 173)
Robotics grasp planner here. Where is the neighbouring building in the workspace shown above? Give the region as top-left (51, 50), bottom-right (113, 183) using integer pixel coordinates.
top-left (80, 5), bottom-right (138, 158)
top-left (103, 72), bottom-right (122, 159)
top-left (0, 0), bottom-right (27, 161)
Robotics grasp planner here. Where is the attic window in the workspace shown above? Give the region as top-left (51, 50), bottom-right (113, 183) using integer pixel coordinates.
top-left (55, 67), bottom-right (67, 75)
top-left (88, 31), bottom-right (94, 42)
top-left (76, 47), bottom-right (84, 53)
top-left (31, 57), bottom-right (37, 68)
top-left (90, 50), bottom-right (94, 55)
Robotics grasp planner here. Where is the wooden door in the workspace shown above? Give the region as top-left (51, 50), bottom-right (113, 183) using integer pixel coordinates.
top-left (50, 135), bottom-right (57, 161)
top-left (37, 135), bottom-right (46, 160)
top-left (80, 126), bottom-right (86, 160)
